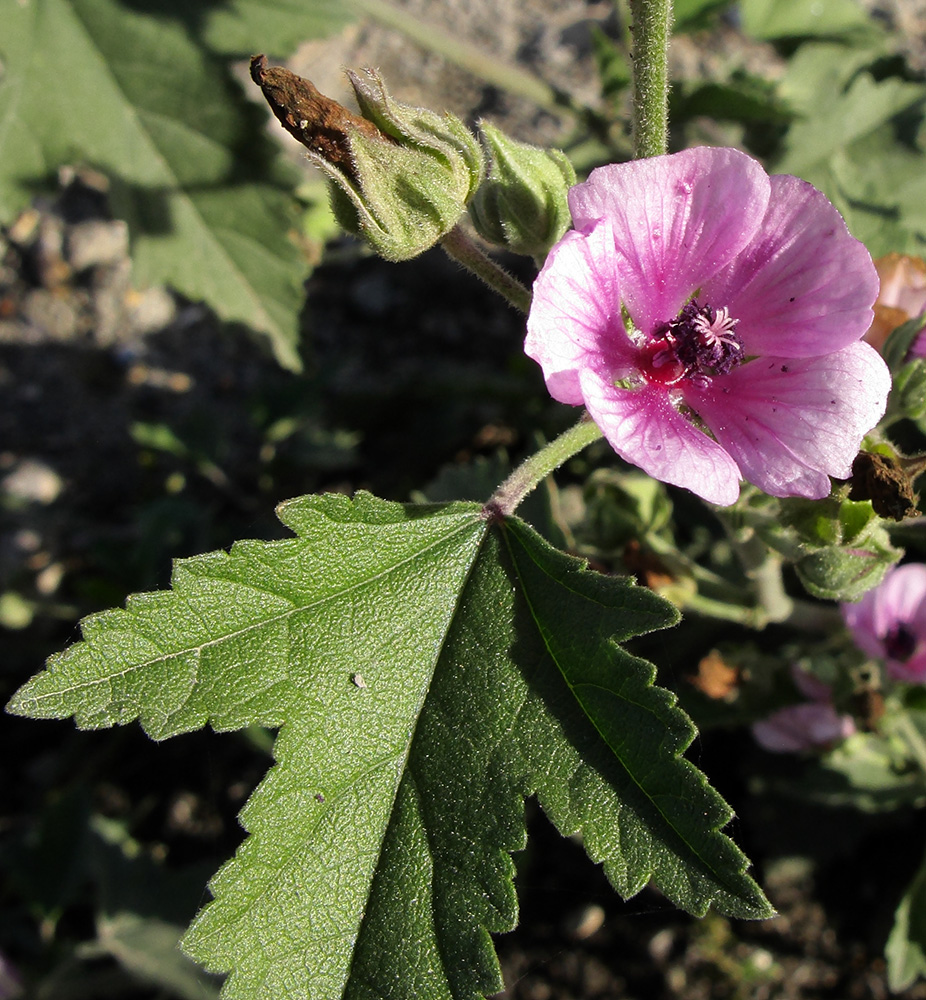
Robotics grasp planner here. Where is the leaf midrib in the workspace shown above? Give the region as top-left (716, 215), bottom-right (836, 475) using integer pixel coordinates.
top-left (343, 521), bottom-right (496, 999)
top-left (22, 516), bottom-right (485, 707)
top-left (187, 514), bottom-right (491, 993)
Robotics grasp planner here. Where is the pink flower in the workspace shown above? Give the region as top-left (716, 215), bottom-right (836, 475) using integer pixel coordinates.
top-left (842, 564), bottom-right (926, 682)
top-left (752, 665), bottom-right (855, 753)
top-left (865, 253), bottom-right (926, 352)
top-left (753, 702), bottom-right (856, 753)
top-left (525, 147), bottom-right (891, 506)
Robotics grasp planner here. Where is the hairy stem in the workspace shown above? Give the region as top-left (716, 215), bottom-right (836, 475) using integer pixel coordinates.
top-left (440, 226), bottom-right (533, 314)
top-left (630, 0), bottom-right (673, 158)
top-left (485, 416), bottom-right (603, 518)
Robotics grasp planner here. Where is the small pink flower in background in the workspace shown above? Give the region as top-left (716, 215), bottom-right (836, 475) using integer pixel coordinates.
top-left (865, 253), bottom-right (926, 353)
top-left (842, 564), bottom-right (926, 682)
top-left (525, 147), bottom-right (891, 506)
top-left (752, 665), bottom-right (856, 753)
top-left (753, 703), bottom-right (856, 753)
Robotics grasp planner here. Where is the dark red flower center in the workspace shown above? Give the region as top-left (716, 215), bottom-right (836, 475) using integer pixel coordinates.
top-left (885, 623), bottom-right (917, 662)
top-left (639, 301), bottom-right (744, 388)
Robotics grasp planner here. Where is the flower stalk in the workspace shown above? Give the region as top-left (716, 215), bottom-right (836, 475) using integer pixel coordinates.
top-left (440, 226), bottom-right (533, 314)
top-left (630, 0), bottom-right (673, 158)
top-left (480, 0), bottom-right (675, 517)
top-left (485, 416), bottom-right (603, 518)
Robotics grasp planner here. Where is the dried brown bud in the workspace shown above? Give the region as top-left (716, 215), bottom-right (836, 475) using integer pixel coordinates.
top-left (249, 55), bottom-right (387, 182)
top-left (250, 58), bottom-right (484, 261)
top-left (849, 450), bottom-right (920, 521)
top-left (689, 650), bottom-right (741, 702)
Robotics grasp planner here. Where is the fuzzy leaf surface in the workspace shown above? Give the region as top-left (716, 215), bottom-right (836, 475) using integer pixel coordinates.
top-left (8, 492), bottom-right (771, 999)
top-left (740, 0), bottom-right (875, 39)
top-left (0, 0), bottom-right (309, 368)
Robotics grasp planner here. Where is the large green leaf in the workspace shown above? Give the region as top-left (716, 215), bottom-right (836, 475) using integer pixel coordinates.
top-left (776, 57), bottom-right (924, 179)
top-left (8, 492), bottom-right (771, 999)
top-left (0, 0), bottom-right (315, 369)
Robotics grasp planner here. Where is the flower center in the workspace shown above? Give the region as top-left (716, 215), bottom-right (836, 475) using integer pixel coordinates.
top-left (885, 623), bottom-right (918, 662)
top-left (639, 301), bottom-right (744, 388)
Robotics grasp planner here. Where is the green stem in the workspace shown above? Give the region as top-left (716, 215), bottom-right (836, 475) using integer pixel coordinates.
top-left (486, 416), bottom-right (603, 517)
top-left (646, 530), bottom-right (839, 629)
top-left (782, 600), bottom-right (844, 633)
top-left (629, 0), bottom-right (673, 158)
top-left (893, 711), bottom-right (926, 777)
top-left (673, 591), bottom-right (844, 631)
top-left (670, 591), bottom-right (767, 628)
top-left (749, 551), bottom-right (794, 624)
top-left (717, 517), bottom-right (795, 625)
top-left (440, 226), bottom-right (532, 314)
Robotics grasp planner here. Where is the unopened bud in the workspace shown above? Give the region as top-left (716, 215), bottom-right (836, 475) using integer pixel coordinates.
top-left (771, 496), bottom-right (903, 601)
top-left (469, 123), bottom-right (576, 260)
top-left (251, 57), bottom-right (484, 261)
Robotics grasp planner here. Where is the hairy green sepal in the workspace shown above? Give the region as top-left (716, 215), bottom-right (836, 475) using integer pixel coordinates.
top-left (469, 123), bottom-right (576, 260)
top-left (319, 70), bottom-right (484, 261)
top-left (752, 495), bottom-right (901, 601)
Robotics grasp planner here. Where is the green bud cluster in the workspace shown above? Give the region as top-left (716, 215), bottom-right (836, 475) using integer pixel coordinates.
top-left (753, 493), bottom-right (902, 602)
top-left (252, 59), bottom-right (581, 266)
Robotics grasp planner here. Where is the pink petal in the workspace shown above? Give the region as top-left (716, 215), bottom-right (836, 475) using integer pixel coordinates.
top-left (568, 147), bottom-right (770, 337)
top-left (753, 703), bottom-right (855, 753)
top-left (687, 342), bottom-right (890, 498)
top-left (703, 175), bottom-right (878, 358)
top-left (843, 564), bottom-right (926, 667)
top-left (579, 369), bottom-right (742, 505)
top-left (842, 589), bottom-right (890, 660)
top-left (790, 664), bottom-right (833, 703)
top-left (871, 564), bottom-right (926, 630)
top-left (526, 222), bottom-right (635, 405)
top-left (888, 651), bottom-right (926, 683)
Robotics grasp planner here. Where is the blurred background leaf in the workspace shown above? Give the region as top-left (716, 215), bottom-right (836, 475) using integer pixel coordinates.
top-left (0, 0), bottom-right (354, 369)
